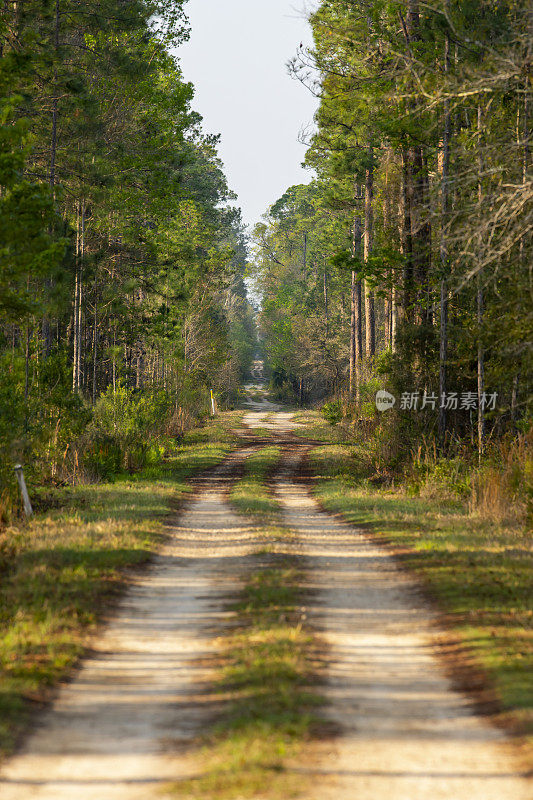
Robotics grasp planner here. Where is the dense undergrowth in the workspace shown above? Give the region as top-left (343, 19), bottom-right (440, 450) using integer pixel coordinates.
top-left (0, 382), bottom-right (236, 529)
top-left (297, 392), bottom-right (532, 531)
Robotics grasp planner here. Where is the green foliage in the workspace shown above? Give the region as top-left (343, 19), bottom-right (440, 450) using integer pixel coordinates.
top-left (0, 0), bottom-right (257, 514)
top-left (320, 400), bottom-right (343, 425)
top-left (253, 0), bottom-right (530, 481)
top-left (0, 99), bottom-right (67, 320)
top-left (87, 384), bottom-right (172, 476)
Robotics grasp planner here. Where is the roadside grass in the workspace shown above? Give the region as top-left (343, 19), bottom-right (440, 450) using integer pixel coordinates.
top-left (174, 444), bottom-right (321, 800)
top-left (291, 410), bottom-right (321, 424)
top-left (309, 443), bottom-right (533, 739)
top-left (0, 416), bottom-right (239, 759)
top-left (229, 446), bottom-right (281, 520)
top-left (292, 412), bottom-right (352, 444)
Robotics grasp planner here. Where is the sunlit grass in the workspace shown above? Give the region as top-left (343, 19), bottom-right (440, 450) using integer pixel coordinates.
top-left (230, 447), bottom-right (281, 520)
top-left (292, 412), bottom-right (351, 443)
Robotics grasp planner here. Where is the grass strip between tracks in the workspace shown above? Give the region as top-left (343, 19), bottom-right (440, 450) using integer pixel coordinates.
top-left (229, 446), bottom-right (281, 520)
top-left (175, 445), bottom-right (321, 800)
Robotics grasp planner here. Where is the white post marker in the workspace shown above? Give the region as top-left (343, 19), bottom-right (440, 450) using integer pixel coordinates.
top-left (14, 464), bottom-right (33, 518)
top-left (210, 390), bottom-right (216, 417)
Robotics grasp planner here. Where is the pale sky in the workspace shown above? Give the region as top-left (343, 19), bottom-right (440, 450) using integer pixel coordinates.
top-left (175, 0), bottom-right (318, 229)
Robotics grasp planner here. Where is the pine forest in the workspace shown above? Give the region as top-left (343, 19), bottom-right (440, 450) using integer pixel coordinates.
top-left (0, 1), bottom-right (531, 797)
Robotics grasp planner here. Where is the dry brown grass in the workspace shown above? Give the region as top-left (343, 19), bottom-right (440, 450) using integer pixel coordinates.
top-left (470, 430), bottom-right (532, 525)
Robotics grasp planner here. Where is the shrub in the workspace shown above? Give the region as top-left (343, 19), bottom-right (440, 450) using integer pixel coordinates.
top-left (85, 384), bottom-right (173, 476)
top-left (321, 400), bottom-right (343, 425)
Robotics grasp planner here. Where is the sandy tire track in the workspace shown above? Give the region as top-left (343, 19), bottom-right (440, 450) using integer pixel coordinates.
top-left (0, 449), bottom-right (263, 800)
top-left (273, 447), bottom-right (531, 800)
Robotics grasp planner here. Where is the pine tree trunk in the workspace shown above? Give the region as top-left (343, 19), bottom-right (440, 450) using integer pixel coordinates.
top-left (25, 324), bottom-right (30, 403)
top-left (350, 271), bottom-right (356, 397)
top-left (92, 278), bottom-right (98, 405)
top-left (439, 20), bottom-right (451, 446)
top-left (72, 201), bottom-right (80, 392)
top-left (477, 277), bottom-right (485, 460)
top-left (323, 258), bottom-right (328, 339)
top-left (355, 280), bottom-right (363, 401)
top-left (364, 148), bottom-right (375, 358)
top-left (401, 149), bottom-right (414, 318)
top-left (49, 0), bottom-right (60, 189)
top-left (350, 206), bottom-right (363, 401)
top-left (77, 201), bottom-right (84, 390)
top-left (477, 106), bottom-right (485, 460)
top-left (511, 374), bottom-right (519, 423)
top-left (391, 284), bottom-right (398, 351)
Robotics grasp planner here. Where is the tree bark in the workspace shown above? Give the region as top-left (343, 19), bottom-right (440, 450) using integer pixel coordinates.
top-left (49, 0), bottom-right (60, 190)
top-left (439, 18), bottom-right (451, 446)
top-left (72, 200), bottom-right (84, 392)
top-left (92, 277), bottom-right (98, 405)
top-left (511, 374), bottom-right (519, 423)
top-left (391, 285), bottom-right (398, 350)
top-left (323, 257), bottom-right (328, 339)
top-left (401, 149), bottom-right (414, 318)
top-left (411, 146), bottom-right (432, 322)
top-left (350, 206), bottom-right (363, 401)
top-left (364, 148), bottom-right (376, 358)
top-left (477, 277), bottom-right (485, 460)
top-left (477, 106), bottom-right (485, 459)
top-left (72, 201), bottom-right (80, 392)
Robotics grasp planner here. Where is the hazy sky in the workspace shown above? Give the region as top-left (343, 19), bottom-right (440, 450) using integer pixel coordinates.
top-left (175, 0), bottom-right (318, 229)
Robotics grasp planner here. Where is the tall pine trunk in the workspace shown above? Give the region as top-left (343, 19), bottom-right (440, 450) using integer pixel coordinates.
top-left (401, 149), bottom-right (414, 318)
top-left (477, 106), bottom-right (485, 459)
top-left (323, 257), bottom-right (329, 339)
top-left (364, 147), bottom-right (375, 358)
top-left (439, 18), bottom-right (451, 446)
top-left (72, 201), bottom-right (84, 393)
top-left (350, 204), bottom-right (363, 401)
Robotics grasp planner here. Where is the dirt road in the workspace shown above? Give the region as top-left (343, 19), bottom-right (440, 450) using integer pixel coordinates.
top-left (274, 450), bottom-right (530, 800)
top-left (0, 396), bottom-right (530, 799)
top-left (0, 451), bottom-right (261, 800)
